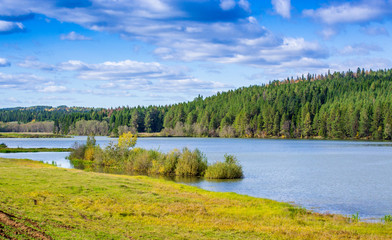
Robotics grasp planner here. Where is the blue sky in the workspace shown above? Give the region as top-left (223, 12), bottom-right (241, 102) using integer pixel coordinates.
top-left (0, 0), bottom-right (391, 108)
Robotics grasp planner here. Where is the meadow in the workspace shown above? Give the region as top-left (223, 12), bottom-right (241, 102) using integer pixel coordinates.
top-left (0, 157), bottom-right (391, 239)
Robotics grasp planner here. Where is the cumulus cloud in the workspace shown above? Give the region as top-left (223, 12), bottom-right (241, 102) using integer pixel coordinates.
top-left (60, 31), bottom-right (92, 41)
top-left (0, 20), bottom-right (24, 34)
top-left (271, 0), bottom-right (291, 19)
top-left (303, 1), bottom-right (391, 25)
top-left (0, 58), bottom-right (10, 67)
top-left (220, 0), bottom-right (236, 11)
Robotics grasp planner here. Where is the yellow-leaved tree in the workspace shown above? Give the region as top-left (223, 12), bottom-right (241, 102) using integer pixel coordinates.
top-left (118, 132), bottom-right (137, 149)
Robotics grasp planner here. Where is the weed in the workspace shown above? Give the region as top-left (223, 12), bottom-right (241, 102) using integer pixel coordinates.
top-left (351, 212), bottom-right (360, 222)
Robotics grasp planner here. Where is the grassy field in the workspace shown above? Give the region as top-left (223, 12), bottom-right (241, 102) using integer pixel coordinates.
top-left (0, 132), bottom-right (70, 138)
top-left (0, 158), bottom-right (391, 239)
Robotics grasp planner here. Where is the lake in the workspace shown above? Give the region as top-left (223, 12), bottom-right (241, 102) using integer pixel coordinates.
top-left (0, 136), bottom-right (391, 220)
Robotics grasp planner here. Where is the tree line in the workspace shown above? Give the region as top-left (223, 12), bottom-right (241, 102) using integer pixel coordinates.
top-left (1, 68), bottom-right (392, 140)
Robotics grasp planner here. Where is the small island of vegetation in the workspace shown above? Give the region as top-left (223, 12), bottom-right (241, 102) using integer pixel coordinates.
top-left (68, 133), bottom-right (243, 179)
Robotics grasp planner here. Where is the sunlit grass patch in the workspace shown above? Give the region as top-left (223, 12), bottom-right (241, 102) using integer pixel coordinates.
top-left (0, 157), bottom-right (391, 239)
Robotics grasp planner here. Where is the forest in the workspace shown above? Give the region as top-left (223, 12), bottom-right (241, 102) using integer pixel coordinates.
top-left (1, 67), bottom-right (392, 140)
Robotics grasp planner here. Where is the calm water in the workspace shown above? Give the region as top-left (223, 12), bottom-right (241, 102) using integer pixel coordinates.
top-left (0, 136), bottom-right (391, 219)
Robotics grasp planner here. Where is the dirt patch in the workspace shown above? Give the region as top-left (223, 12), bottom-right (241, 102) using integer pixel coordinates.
top-left (0, 210), bottom-right (52, 240)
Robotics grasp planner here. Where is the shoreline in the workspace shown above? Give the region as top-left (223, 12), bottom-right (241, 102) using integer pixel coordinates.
top-left (1, 131), bottom-right (391, 142)
top-left (0, 147), bottom-right (72, 153)
top-left (0, 155), bottom-right (388, 222)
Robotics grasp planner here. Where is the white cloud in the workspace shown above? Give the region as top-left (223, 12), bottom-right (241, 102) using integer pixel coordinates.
top-left (17, 58), bottom-right (233, 94)
top-left (0, 72), bottom-right (69, 94)
top-left (330, 58), bottom-right (392, 73)
top-left (220, 0), bottom-right (236, 11)
top-left (18, 57), bottom-right (56, 71)
top-left (39, 85), bottom-right (67, 93)
top-left (0, 72), bottom-right (45, 89)
top-left (271, 0), bottom-right (291, 18)
top-left (303, 1), bottom-right (390, 25)
top-left (339, 43), bottom-right (382, 55)
top-left (0, 0), bottom-right (328, 70)
top-left (0, 58), bottom-right (10, 67)
top-left (0, 20), bottom-right (24, 33)
top-left (60, 31), bottom-right (92, 41)
top-left (320, 28), bottom-right (338, 39)
top-left (238, 0), bottom-right (250, 11)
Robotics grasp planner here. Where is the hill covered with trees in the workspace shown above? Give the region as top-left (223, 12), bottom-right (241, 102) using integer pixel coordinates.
top-left (1, 68), bottom-right (392, 140)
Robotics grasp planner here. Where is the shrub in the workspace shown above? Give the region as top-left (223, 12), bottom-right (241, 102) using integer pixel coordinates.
top-left (68, 137), bottom-right (241, 179)
top-left (118, 132), bottom-right (137, 149)
top-left (133, 151), bottom-right (152, 173)
top-left (149, 149), bottom-right (180, 175)
top-left (382, 215), bottom-right (392, 223)
top-left (175, 148), bottom-right (207, 177)
top-left (0, 143), bottom-right (7, 148)
top-left (205, 154), bottom-right (243, 179)
top-left (84, 147), bottom-right (95, 161)
top-left (163, 149), bottom-right (180, 175)
top-left (68, 142), bottom-right (86, 160)
top-left (86, 135), bottom-right (96, 147)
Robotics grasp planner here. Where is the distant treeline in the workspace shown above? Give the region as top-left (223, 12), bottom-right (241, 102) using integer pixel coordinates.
top-left (1, 68), bottom-right (392, 140)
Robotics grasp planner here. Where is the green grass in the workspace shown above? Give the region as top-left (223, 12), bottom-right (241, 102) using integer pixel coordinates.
top-left (0, 147), bottom-right (72, 153)
top-left (0, 158), bottom-right (391, 239)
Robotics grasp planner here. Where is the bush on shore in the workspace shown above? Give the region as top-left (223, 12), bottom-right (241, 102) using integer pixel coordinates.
top-left (204, 154), bottom-right (243, 179)
top-left (68, 133), bottom-right (238, 179)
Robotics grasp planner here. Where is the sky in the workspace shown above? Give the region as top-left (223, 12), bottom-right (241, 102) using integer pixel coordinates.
top-left (0, 0), bottom-right (391, 108)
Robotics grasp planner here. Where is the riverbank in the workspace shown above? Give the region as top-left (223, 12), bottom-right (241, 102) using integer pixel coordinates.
top-left (0, 158), bottom-right (391, 239)
top-left (0, 132), bottom-right (70, 138)
top-left (0, 147), bottom-right (72, 153)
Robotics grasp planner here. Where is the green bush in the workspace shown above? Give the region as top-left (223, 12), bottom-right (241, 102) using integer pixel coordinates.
top-left (163, 149), bottom-right (180, 175)
top-left (382, 215), bottom-right (392, 223)
top-left (0, 143), bottom-right (7, 148)
top-left (205, 154), bottom-right (243, 179)
top-left (175, 148), bottom-right (207, 177)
